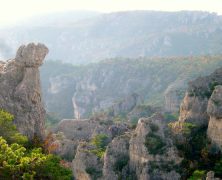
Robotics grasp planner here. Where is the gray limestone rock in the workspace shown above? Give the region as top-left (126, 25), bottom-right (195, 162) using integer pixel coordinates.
top-left (0, 43), bottom-right (48, 140)
top-left (207, 86), bottom-right (222, 150)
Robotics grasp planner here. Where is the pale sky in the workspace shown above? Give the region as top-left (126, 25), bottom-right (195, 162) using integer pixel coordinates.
top-left (0, 0), bottom-right (222, 27)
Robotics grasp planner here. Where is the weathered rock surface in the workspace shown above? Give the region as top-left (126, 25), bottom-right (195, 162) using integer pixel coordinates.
top-left (103, 133), bottom-right (131, 180)
top-left (129, 114), bottom-right (182, 180)
top-left (206, 171), bottom-right (220, 180)
top-left (41, 55), bottom-right (222, 120)
top-left (0, 43), bottom-right (48, 140)
top-left (207, 85), bottom-right (222, 150)
top-left (55, 119), bottom-right (98, 140)
top-left (72, 142), bottom-right (103, 180)
top-left (172, 67), bottom-right (222, 131)
top-left (164, 80), bottom-right (185, 113)
top-left (54, 117), bottom-right (129, 164)
top-left (109, 93), bottom-right (142, 116)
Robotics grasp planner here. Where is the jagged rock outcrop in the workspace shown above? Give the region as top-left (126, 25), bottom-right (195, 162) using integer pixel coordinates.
top-left (103, 133), bottom-right (131, 180)
top-left (172, 67), bottom-right (222, 131)
top-left (54, 118), bottom-right (128, 163)
top-left (164, 80), bottom-right (186, 113)
top-left (72, 142), bottom-right (103, 180)
top-left (207, 85), bottom-right (222, 150)
top-left (0, 43), bottom-right (48, 140)
top-left (55, 119), bottom-right (99, 140)
top-left (109, 93), bottom-right (142, 116)
top-left (129, 114), bottom-right (182, 180)
top-left (206, 171), bottom-right (220, 180)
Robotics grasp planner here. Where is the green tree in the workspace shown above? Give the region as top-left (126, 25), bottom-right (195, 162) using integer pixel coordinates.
top-left (0, 109), bottom-right (28, 145)
top-left (90, 134), bottom-right (109, 158)
top-left (0, 136), bottom-right (72, 179)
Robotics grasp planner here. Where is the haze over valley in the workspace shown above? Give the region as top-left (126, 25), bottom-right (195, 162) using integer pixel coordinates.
top-left (1, 2), bottom-right (222, 179)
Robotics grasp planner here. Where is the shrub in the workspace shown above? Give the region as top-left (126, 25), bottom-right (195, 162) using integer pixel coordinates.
top-left (0, 110), bottom-right (73, 180)
top-left (214, 158), bottom-right (222, 177)
top-left (0, 137), bottom-right (72, 180)
top-left (0, 109), bottom-right (28, 145)
top-left (149, 123), bottom-right (159, 132)
top-left (114, 154), bottom-right (129, 172)
top-left (85, 167), bottom-right (102, 180)
top-left (188, 170), bottom-right (205, 180)
top-left (144, 132), bottom-right (166, 155)
top-left (90, 134), bottom-right (109, 158)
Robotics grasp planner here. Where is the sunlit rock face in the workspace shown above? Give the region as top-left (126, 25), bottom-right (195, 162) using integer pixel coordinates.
top-left (0, 43), bottom-right (48, 140)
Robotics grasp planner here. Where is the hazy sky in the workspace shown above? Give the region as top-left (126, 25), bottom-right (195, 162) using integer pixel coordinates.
top-left (0, 0), bottom-right (222, 26)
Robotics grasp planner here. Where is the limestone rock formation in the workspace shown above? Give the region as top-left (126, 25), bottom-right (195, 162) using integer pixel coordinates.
top-left (72, 142), bottom-right (103, 180)
top-left (0, 43), bottom-right (48, 140)
top-left (164, 80), bottom-right (185, 113)
top-left (129, 114), bottom-right (182, 180)
top-left (172, 67), bottom-right (222, 132)
top-left (109, 93), bottom-right (142, 116)
top-left (207, 85), bottom-right (222, 150)
top-left (206, 171), bottom-right (220, 180)
top-left (53, 117), bottom-right (129, 163)
top-left (103, 133), bottom-right (131, 180)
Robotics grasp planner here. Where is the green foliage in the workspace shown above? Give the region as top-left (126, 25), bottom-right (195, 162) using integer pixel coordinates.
top-left (0, 109), bottom-right (28, 145)
top-left (45, 113), bottom-right (60, 128)
top-left (130, 117), bottom-right (138, 129)
top-left (90, 134), bottom-right (109, 158)
top-left (149, 123), bottom-right (159, 132)
top-left (182, 122), bottom-right (196, 135)
top-left (35, 155), bottom-right (73, 180)
top-left (149, 161), bottom-right (180, 173)
top-left (209, 81), bottom-right (219, 92)
top-left (144, 132), bottom-right (166, 155)
top-left (0, 110), bottom-right (72, 179)
top-left (188, 170), bottom-right (205, 180)
top-left (0, 136), bottom-right (72, 179)
top-left (174, 125), bottom-right (221, 179)
top-left (85, 167), bottom-right (102, 180)
top-left (163, 112), bottom-right (179, 122)
top-left (214, 158), bottom-right (222, 177)
top-left (41, 55), bottom-right (222, 119)
top-left (114, 154), bottom-right (129, 172)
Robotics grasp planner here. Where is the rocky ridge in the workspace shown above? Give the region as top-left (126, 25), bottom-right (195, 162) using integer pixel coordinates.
top-left (53, 112), bottom-right (182, 180)
top-left (41, 56), bottom-right (222, 120)
top-left (0, 43), bottom-right (48, 140)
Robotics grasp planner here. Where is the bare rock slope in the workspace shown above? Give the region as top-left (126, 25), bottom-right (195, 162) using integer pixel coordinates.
top-left (0, 43), bottom-right (48, 140)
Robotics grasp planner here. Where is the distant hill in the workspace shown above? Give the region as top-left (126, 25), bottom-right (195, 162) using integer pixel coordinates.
top-left (1, 11), bottom-right (222, 64)
top-left (40, 55), bottom-right (222, 119)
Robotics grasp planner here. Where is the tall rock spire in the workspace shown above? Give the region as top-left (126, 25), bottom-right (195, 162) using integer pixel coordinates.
top-left (0, 43), bottom-right (48, 140)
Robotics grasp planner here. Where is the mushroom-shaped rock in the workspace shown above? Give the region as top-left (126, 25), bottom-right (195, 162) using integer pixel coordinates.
top-left (15, 43), bottom-right (48, 67)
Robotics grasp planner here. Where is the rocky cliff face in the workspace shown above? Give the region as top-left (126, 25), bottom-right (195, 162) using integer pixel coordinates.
top-left (170, 67), bottom-right (222, 154)
top-left (207, 85), bottom-right (222, 150)
top-left (41, 56), bottom-right (222, 120)
top-left (103, 133), bottom-right (131, 180)
top-left (0, 43), bottom-right (48, 140)
top-left (129, 114), bottom-right (181, 180)
top-left (172, 67), bottom-right (222, 132)
top-left (58, 112), bottom-right (182, 180)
